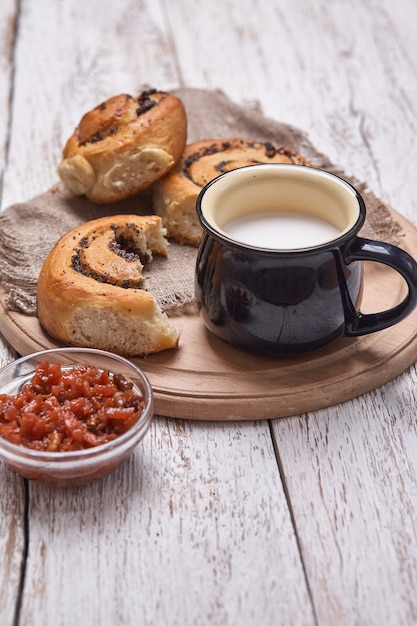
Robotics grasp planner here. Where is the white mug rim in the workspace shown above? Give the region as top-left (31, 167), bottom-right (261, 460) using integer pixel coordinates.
top-left (196, 164), bottom-right (366, 254)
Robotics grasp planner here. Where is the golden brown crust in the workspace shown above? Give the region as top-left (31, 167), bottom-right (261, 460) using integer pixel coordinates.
top-left (153, 138), bottom-right (312, 247)
top-left (57, 90), bottom-right (187, 203)
top-left (37, 215), bottom-right (179, 357)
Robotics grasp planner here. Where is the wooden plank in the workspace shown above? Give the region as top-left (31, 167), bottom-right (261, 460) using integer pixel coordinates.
top-left (272, 391), bottom-right (417, 625)
top-left (21, 419), bottom-right (314, 625)
top-left (0, 2), bottom-right (26, 625)
top-left (0, 0), bottom-right (14, 175)
top-left (1, 0), bottom-right (183, 209)
top-left (164, 0), bottom-right (417, 217)
top-left (0, 469), bottom-right (26, 626)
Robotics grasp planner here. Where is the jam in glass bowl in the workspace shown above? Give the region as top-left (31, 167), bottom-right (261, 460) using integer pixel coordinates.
top-left (0, 348), bottom-right (153, 486)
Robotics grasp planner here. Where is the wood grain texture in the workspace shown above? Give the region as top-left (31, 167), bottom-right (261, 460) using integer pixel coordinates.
top-left (0, 468), bottom-right (26, 626)
top-left (0, 0), bottom-right (15, 177)
top-left (273, 391), bottom-right (417, 625)
top-left (1, 0), bottom-right (417, 624)
top-left (0, 3), bottom-right (25, 626)
top-left (1, 0), bottom-right (182, 209)
top-left (20, 419), bottom-right (314, 625)
top-left (164, 0), bottom-right (417, 220)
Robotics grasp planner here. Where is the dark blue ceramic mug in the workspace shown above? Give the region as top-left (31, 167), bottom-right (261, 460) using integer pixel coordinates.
top-left (195, 164), bottom-right (417, 355)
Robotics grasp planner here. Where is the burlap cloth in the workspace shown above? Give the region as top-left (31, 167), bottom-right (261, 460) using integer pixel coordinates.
top-left (0, 87), bottom-right (402, 317)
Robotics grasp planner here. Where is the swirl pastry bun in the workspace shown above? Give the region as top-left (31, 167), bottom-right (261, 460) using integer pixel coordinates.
top-left (37, 215), bottom-right (179, 357)
top-left (57, 90), bottom-right (187, 203)
top-left (153, 138), bottom-right (311, 246)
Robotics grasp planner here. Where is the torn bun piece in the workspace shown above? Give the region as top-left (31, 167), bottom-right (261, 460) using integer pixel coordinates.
top-left (57, 90), bottom-right (187, 203)
top-left (37, 215), bottom-right (179, 357)
top-left (153, 138), bottom-right (312, 247)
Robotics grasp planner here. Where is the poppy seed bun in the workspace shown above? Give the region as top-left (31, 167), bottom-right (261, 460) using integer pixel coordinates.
top-left (37, 215), bottom-right (179, 357)
top-left (57, 90), bottom-right (187, 203)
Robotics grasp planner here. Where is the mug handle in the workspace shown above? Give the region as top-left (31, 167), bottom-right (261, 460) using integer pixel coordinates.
top-left (343, 236), bottom-right (417, 336)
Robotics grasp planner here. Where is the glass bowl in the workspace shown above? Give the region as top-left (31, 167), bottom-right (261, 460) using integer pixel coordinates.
top-left (0, 348), bottom-right (153, 486)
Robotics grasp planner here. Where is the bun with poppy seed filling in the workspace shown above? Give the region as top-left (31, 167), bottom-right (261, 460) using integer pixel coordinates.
top-left (37, 215), bottom-right (179, 357)
top-left (57, 90), bottom-right (187, 203)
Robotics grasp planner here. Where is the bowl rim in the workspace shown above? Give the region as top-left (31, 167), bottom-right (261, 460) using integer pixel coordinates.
top-left (0, 347), bottom-right (154, 461)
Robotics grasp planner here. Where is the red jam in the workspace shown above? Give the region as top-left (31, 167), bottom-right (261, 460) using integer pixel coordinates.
top-left (0, 360), bottom-right (144, 452)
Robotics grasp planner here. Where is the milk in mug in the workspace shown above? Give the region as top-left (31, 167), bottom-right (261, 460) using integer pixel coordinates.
top-left (223, 210), bottom-right (340, 249)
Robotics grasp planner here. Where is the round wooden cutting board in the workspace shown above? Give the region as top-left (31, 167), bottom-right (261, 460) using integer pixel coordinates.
top-left (1, 207), bottom-right (417, 421)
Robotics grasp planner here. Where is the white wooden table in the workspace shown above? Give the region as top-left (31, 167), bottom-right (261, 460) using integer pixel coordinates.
top-left (1, 1), bottom-right (417, 624)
